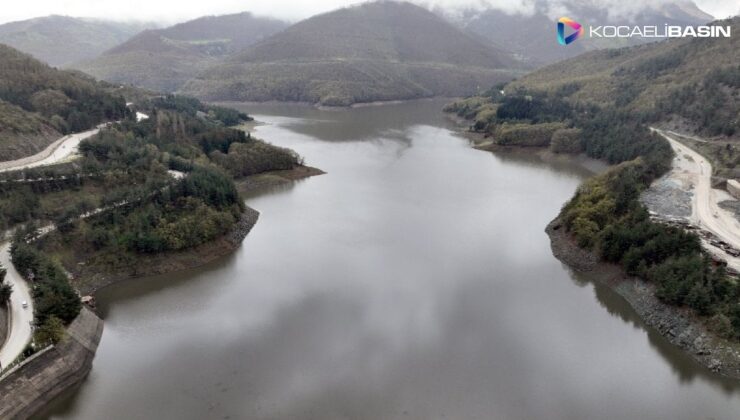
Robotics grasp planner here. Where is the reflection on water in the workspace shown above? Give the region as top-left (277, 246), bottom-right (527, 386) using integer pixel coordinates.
top-left (39, 99), bottom-right (739, 420)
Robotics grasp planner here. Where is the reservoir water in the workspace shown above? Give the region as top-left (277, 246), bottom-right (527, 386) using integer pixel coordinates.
top-left (40, 99), bottom-right (740, 419)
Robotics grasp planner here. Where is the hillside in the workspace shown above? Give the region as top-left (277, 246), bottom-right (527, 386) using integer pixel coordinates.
top-left (446, 17), bottom-right (740, 349)
top-left (506, 17), bottom-right (739, 137)
top-left (0, 44), bottom-right (127, 160)
top-left (74, 12), bottom-right (288, 93)
top-left (0, 15), bottom-right (151, 67)
top-left (460, 1), bottom-right (714, 66)
top-left (180, 1), bottom-right (519, 106)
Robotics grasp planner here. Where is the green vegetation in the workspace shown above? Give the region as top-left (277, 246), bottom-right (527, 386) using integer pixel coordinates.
top-left (0, 266), bottom-right (11, 303)
top-left (494, 122), bottom-right (566, 147)
top-left (181, 1), bottom-right (518, 105)
top-left (11, 239), bottom-right (81, 325)
top-left (0, 44), bottom-right (129, 160)
top-left (447, 53), bottom-right (740, 339)
top-left (562, 160), bottom-right (740, 338)
top-left (505, 17), bottom-right (739, 139)
top-left (33, 316), bottom-right (65, 347)
top-left (2, 95), bottom-right (301, 289)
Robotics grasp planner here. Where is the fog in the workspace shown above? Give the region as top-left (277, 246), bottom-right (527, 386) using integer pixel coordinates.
top-left (0, 0), bottom-right (736, 26)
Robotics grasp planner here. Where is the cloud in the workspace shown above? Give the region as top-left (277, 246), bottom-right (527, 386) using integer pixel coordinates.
top-left (0, 0), bottom-right (731, 26)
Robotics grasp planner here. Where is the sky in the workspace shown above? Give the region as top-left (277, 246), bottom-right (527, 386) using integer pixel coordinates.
top-left (0, 0), bottom-right (737, 25)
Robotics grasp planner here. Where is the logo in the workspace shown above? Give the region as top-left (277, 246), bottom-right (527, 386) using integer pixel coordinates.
top-left (556, 17), bottom-right (731, 45)
top-left (557, 17), bottom-right (584, 45)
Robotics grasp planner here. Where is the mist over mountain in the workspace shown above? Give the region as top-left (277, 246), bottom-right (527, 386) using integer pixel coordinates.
top-left (456, 0), bottom-right (715, 66)
top-left (74, 12), bottom-right (288, 92)
top-left (0, 15), bottom-right (153, 67)
top-left (180, 1), bottom-right (518, 106)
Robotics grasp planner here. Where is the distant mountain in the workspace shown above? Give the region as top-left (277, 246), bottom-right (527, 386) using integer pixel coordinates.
top-left (509, 17), bottom-right (739, 137)
top-left (75, 12), bottom-right (288, 93)
top-left (0, 15), bottom-right (152, 67)
top-left (180, 1), bottom-right (519, 106)
top-left (459, 0), bottom-right (714, 66)
top-left (0, 44), bottom-right (127, 160)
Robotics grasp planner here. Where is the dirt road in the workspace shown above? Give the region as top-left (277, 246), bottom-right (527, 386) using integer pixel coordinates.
top-left (654, 129), bottom-right (740, 270)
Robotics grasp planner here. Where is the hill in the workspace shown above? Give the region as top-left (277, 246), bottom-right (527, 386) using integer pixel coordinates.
top-left (446, 17), bottom-right (740, 349)
top-left (507, 17), bottom-right (739, 137)
top-left (0, 15), bottom-right (151, 67)
top-left (74, 12), bottom-right (288, 93)
top-left (180, 1), bottom-right (519, 106)
top-left (0, 44), bottom-right (127, 160)
top-left (459, 1), bottom-right (714, 66)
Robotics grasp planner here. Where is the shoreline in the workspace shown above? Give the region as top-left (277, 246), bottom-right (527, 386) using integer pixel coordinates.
top-left (72, 165), bottom-right (323, 296)
top-left (546, 216), bottom-right (740, 379)
top-left (0, 164), bottom-right (324, 418)
top-left (449, 112), bottom-right (740, 379)
top-left (214, 96), bottom-right (459, 111)
top-left (73, 206), bottom-right (260, 296)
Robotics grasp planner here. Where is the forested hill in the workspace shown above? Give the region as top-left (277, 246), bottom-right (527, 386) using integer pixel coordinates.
top-left (508, 17), bottom-right (739, 138)
top-left (74, 12), bottom-right (288, 93)
top-left (180, 1), bottom-right (520, 106)
top-left (0, 15), bottom-right (151, 67)
top-left (0, 44), bottom-right (127, 160)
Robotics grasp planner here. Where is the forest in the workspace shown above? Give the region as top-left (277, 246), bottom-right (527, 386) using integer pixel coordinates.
top-left (447, 88), bottom-right (740, 340)
top-left (1, 95), bottom-right (304, 351)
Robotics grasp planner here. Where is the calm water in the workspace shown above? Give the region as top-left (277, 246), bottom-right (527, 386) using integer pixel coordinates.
top-left (40, 99), bottom-right (740, 419)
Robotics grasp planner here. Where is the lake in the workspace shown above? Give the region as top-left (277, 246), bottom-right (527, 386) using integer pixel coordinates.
top-left (39, 99), bottom-right (740, 420)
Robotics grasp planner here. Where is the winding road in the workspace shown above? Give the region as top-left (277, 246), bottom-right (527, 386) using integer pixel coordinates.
top-left (0, 125), bottom-right (107, 368)
top-left (0, 125), bottom-right (104, 173)
top-left (0, 243), bottom-right (33, 369)
top-left (654, 129), bottom-right (740, 270)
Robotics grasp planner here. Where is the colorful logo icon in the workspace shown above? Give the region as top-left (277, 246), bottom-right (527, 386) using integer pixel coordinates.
top-left (557, 17), bottom-right (584, 45)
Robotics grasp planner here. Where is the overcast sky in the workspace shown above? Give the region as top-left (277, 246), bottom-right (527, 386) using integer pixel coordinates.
top-left (0, 0), bottom-right (737, 25)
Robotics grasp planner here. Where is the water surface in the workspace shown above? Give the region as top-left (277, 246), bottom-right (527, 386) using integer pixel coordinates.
top-left (40, 99), bottom-right (740, 420)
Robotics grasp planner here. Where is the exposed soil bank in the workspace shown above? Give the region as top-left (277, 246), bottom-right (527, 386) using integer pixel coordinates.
top-left (0, 307), bottom-right (103, 419)
top-left (546, 217), bottom-right (740, 379)
top-left (236, 165), bottom-right (325, 196)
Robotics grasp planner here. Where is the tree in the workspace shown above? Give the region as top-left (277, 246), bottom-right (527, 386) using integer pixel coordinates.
top-left (0, 267), bottom-right (11, 302)
top-left (34, 316), bottom-right (65, 346)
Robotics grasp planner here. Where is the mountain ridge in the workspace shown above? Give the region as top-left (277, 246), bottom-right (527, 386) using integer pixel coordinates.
top-left (181, 1), bottom-right (519, 106)
top-left (74, 12), bottom-right (288, 93)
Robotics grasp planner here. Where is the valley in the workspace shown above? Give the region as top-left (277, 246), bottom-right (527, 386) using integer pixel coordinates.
top-left (0, 1), bottom-right (738, 419)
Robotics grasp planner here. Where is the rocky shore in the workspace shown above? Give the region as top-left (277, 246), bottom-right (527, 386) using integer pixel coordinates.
top-left (546, 217), bottom-right (740, 379)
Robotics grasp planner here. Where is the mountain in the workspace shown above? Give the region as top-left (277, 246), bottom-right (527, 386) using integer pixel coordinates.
top-left (74, 12), bottom-right (288, 93)
top-left (459, 1), bottom-right (714, 66)
top-left (454, 17), bottom-right (738, 141)
top-left (180, 1), bottom-right (519, 106)
top-left (0, 15), bottom-right (152, 67)
top-left (0, 44), bottom-right (127, 160)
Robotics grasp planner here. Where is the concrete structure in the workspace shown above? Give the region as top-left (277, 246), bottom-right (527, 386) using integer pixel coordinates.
top-left (727, 179), bottom-right (740, 200)
top-left (0, 307), bottom-right (103, 419)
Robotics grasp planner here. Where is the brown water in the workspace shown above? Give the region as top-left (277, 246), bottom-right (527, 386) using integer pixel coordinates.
top-left (39, 99), bottom-right (740, 420)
